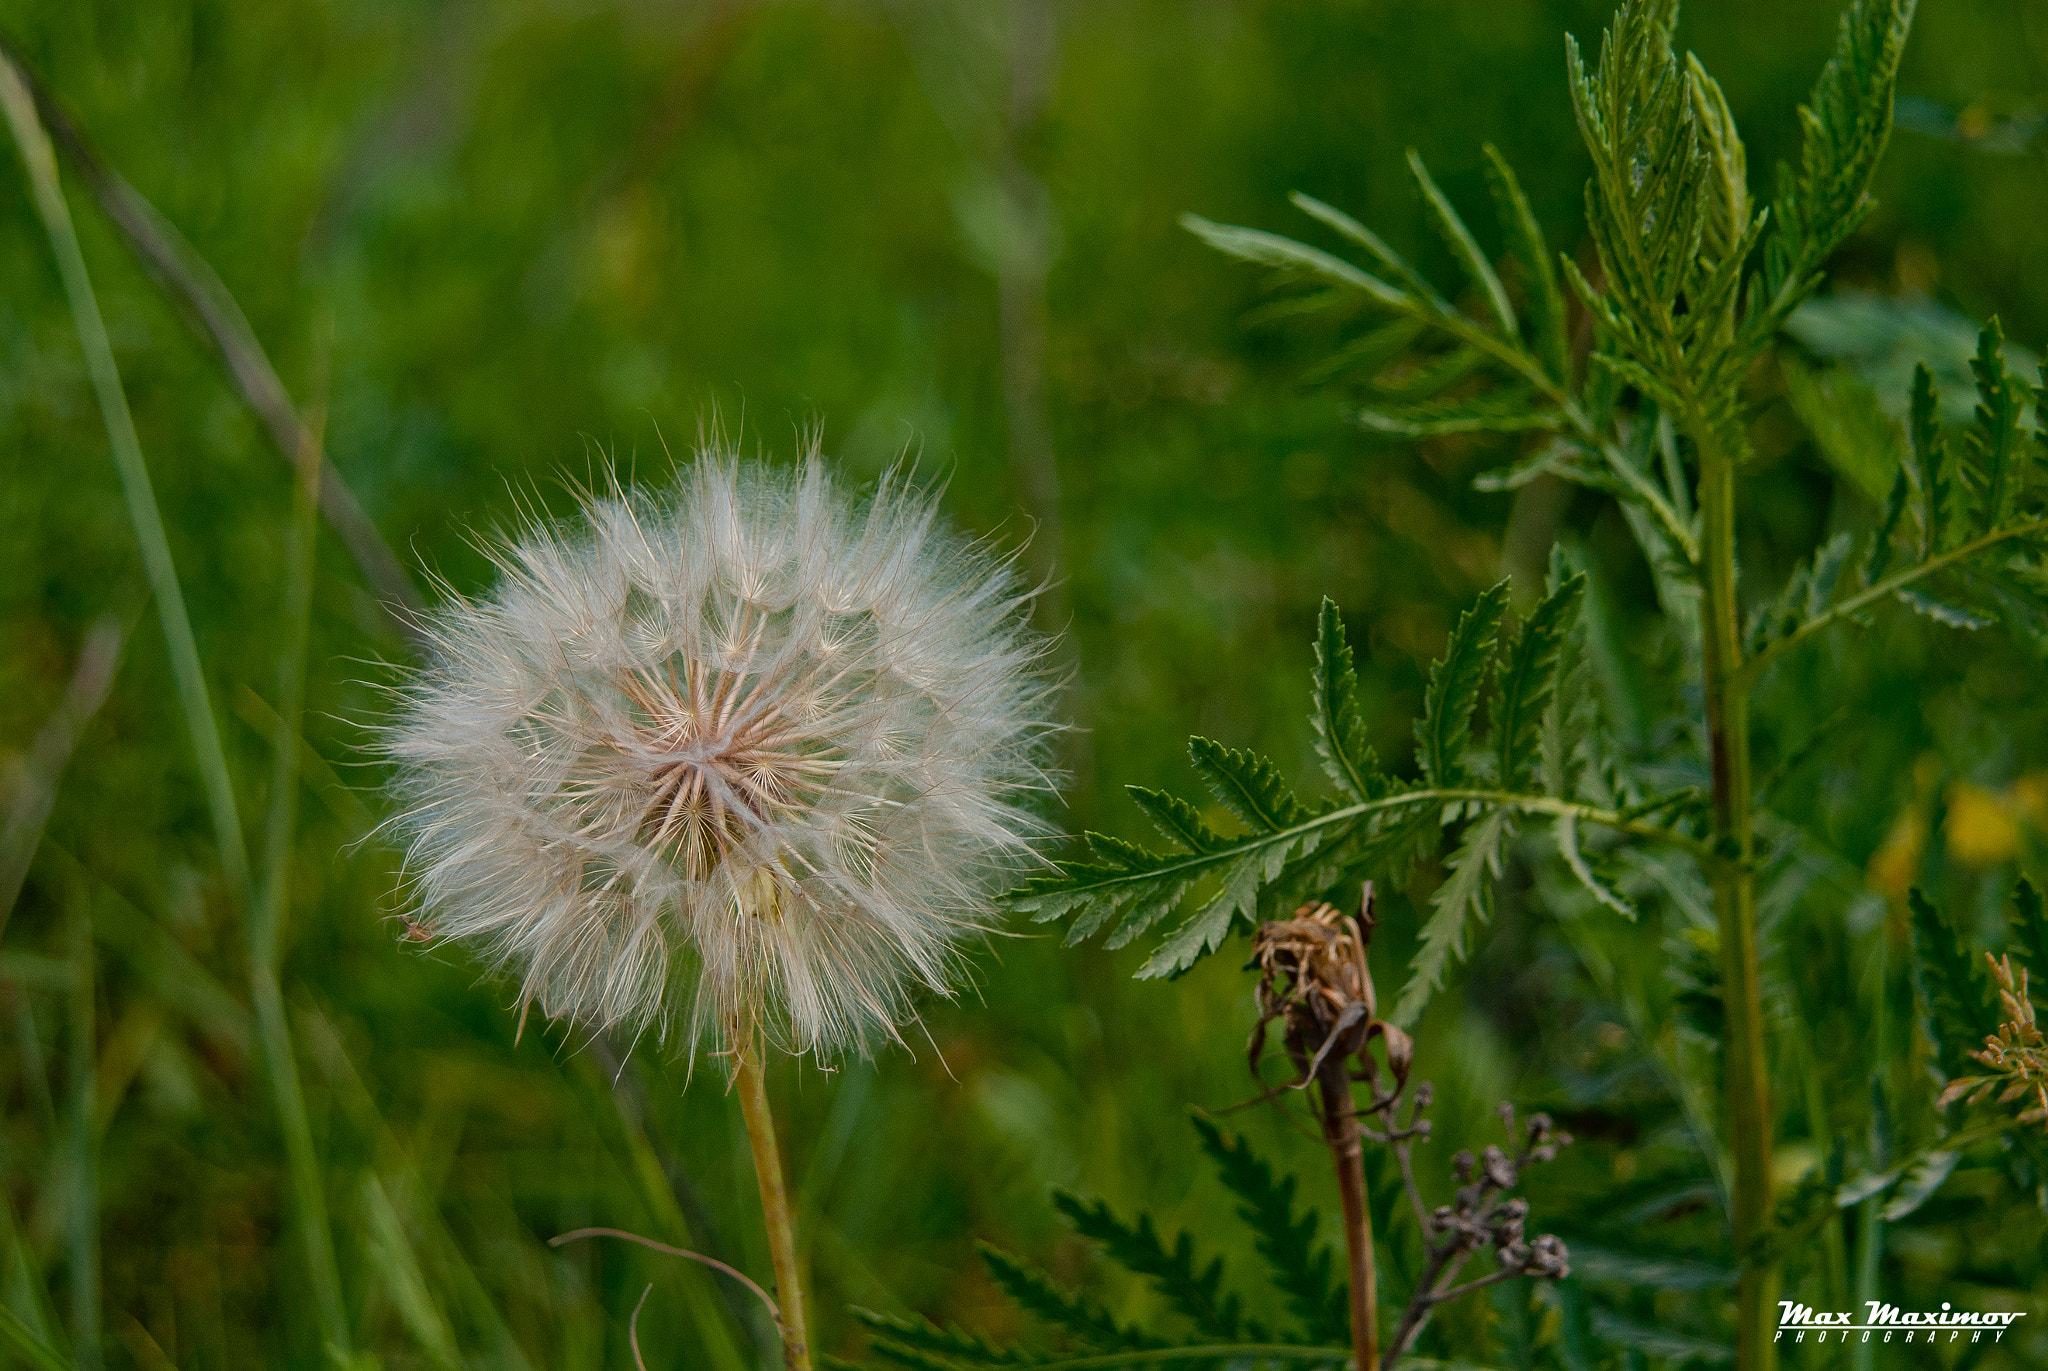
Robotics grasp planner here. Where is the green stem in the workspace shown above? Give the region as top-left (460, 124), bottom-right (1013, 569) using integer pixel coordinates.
top-left (67, 883), bottom-right (98, 1371)
top-left (1697, 445), bottom-right (1775, 1371)
top-left (1733, 516), bottom-right (2048, 692)
top-left (736, 1033), bottom-right (811, 1371)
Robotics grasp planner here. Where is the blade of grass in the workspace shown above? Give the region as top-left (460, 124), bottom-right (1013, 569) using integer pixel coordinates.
top-left (0, 1306), bottom-right (74, 1371)
top-left (0, 58), bottom-right (355, 1359)
top-left (360, 1174), bottom-right (464, 1370)
top-left (66, 878), bottom-right (99, 1371)
top-left (0, 33), bottom-right (425, 646)
top-left (300, 1007), bottom-right (538, 1371)
top-left (1, 1130), bottom-right (66, 1352)
top-left (246, 394), bottom-right (354, 1356)
top-left (0, 616), bottom-right (122, 941)
top-left (0, 54), bottom-right (253, 918)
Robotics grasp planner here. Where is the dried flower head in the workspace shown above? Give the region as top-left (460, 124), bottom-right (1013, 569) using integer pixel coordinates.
top-left (1937, 952), bottom-right (2048, 1129)
top-left (381, 450), bottom-right (1061, 1061)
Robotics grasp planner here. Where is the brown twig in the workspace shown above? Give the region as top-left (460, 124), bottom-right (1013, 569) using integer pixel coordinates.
top-left (549, 1227), bottom-right (780, 1321)
top-left (0, 31), bottom-right (427, 650)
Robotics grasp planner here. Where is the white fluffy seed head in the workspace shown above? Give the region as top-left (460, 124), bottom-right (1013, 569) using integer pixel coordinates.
top-left (380, 448), bottom-right (1063, 1064)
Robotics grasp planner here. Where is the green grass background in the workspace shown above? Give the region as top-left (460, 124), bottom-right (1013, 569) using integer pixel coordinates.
top-left (4, 0), bottom-right (2048, 1366)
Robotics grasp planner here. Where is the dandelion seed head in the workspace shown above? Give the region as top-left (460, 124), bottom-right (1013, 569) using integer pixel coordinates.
top-left (381, 447), bottom-right (1062, 1062)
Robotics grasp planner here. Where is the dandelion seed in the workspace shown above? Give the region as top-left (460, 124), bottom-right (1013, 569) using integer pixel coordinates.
top-left (380, 446), bottom-right (1062, 1062)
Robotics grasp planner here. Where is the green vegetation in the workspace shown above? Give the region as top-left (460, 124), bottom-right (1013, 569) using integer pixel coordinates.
top-left (7, 1), bottom-right (2048, 1368)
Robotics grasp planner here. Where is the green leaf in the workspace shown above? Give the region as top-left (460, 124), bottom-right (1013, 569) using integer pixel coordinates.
top-left (1556, 812), bottom-right (1637, 920)
top-left (1494, 573), bottom-right (1586, 789)
top-left (1052, 1192), bottom-right (1256, 1344)
top-left (1965, 317), bottom-right (2029, 528)
top-left (1912, 361), bottom-right (1954, 555)
top-left (1289, 191), bottom-right (1449, 313)
top-left (2010, 877), bottom-right (2048, 992)
top-left (1180, 215), bottom-right (1406, 309)
top-left (1189, 737), bottom-right (1308, 831)
top-left (1908, 886), bottom-right (1997, 1079)
top-left (1483, 144), bottom-right (1570, 385)
top-left (1415, 580), bottom-right (1511, 788)
top-left (1312, 599), bottom-right (1382, 803)
top-left (975, 1245), bottom-right (1157, 1353)
top-left (1894, 588), bottom-right (1994, 630)
top-left (1128, 786), bottom-right (1226, 854)
top-left (1879, 1149), bottom-right (1957, 1221)
top-left (1780, 355), bottom-right (1903, 503)
top-left (1135, 823), bottom-right (1321, 979)
top-left (1190, 1116), bottom-right (1348, 1345)
top-left (0, 1308), bottom-right (72, 1371)
top-left (1686, 56), bottom-right (1753, 265)
top-left (1355, 392), bottom-right (1563, 438)
top-left (1772, 0), bottom-right (1915, 274)
top-left (1865, 466), bottom-right (1910, 584)
top-left (1392, 807), bottom-right (1513, 1026)
top-left (1408, 148), bottom-right (1516, 339)
top-left (852, 1304), bottom-right (1043, 1367)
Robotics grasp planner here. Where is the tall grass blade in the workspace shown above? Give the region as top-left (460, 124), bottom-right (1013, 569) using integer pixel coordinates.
top-left (65, 882), bottom-right (98, 1371)
top-left (0, 55), bottom-right (253, 917)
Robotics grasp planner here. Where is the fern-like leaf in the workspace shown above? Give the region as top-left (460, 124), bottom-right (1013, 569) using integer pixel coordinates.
top-left (850, 1308), bottom-right (1041, 1368)
top-left (1393, 807), bottom-right (1515, 1026)
top-left (1912, 362), bottom-right (1954, 556)
top-left (1964, 317), bottom-right (2030, 529)
top-left (1772, 0), bottom-right (1916, 276)
top-left (1494, 573), bottom-right (1587, 790)
top-left (975, 1245), bottom-right (1157, 1353)
top-left (1312, 599), bottom-right (1381, 802)
top-left (1190, 737), bottom-right (1310, 831)
top-left (1190, 1116), bottom-right (1347, 1345)
top-left (2008, 877), bottom-right (2048, 1002)
top-left (1415, 579), bottom-right (1511, 788)
top-left (1052, 1192), bottom-right (1254, 1343)
top-left (1908, 886), bottom-right (1997, 1079)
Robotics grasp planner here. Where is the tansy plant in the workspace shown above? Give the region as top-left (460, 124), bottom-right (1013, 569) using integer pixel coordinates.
top-left (856, 1), bottom-right (2048, 1370)
top-left (381, 454), bottom-right (1062, 1371)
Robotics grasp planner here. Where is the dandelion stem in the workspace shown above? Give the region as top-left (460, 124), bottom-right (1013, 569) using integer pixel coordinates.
top-left (736, 1031), bottom-right (811, 1371)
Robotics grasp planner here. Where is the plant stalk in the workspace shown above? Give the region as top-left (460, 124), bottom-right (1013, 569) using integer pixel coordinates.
top-left (735, 1032), bottom-right (812, 1371)
top-left (1697, 448), bottom-right (1775, 1371)
top-left (1313, 1056), bottom-right (1377, 1371)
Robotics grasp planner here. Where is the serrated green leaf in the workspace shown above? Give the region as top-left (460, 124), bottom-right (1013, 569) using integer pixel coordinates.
top-left (974, 1246), bottom-right (1154, 1354)
top-left (1909, 886), bottom-right (1997, 1079)
top-left (1781, 355), bottom-right (1903, 503)
top-left (1495, 573), bottom-right (1586, 789)
top-left (1966, 317), bottom-right (2029, 528)
top-left (1879, 1150), bottom-right (1957, 1221)
top-left (1408, 149), bottom-right (1515, 339)
top-left (1912, 361), bottom-right (1953, 556)
top-left (1895, 588), bottom-right (1994, 630)
top-left (1189, 737), bottom-right (1307, 830)
top-left (851, 1304), bottom-right (1042, 1367)
top-left (2008, 878), bottom-right (2048, 1003)
top-left (1865, 466), bottom-right (1910, 584)
top-left (1128, 786), bottom-right (1224, 855)
top-left (1312, 599), bottom-right (1381, 802)
top-left (1557, 812), bottom-right (1637, 920)
top-left (1392, 808), bottom-right (1514, 1026)
top-left (1052, 1192), bottom-right (1252, 1343)
top-left (1686, 57), bottom-right (1752, 266)
top-left (1483, 144), bottom-right (1570, 385)
top-left (1136, 824), bottom-right (1322, 979)
top-left (1190, 1117), bottom-right (1348, 1345)
top-left (1773, 0), bottom-right (1915, 272)
top-left (1415, 580), bottom-right (1511, 788)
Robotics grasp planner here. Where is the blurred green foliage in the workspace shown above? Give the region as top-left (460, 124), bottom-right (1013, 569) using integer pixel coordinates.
top-left (6, 0), bottom-right (2048, 1366)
